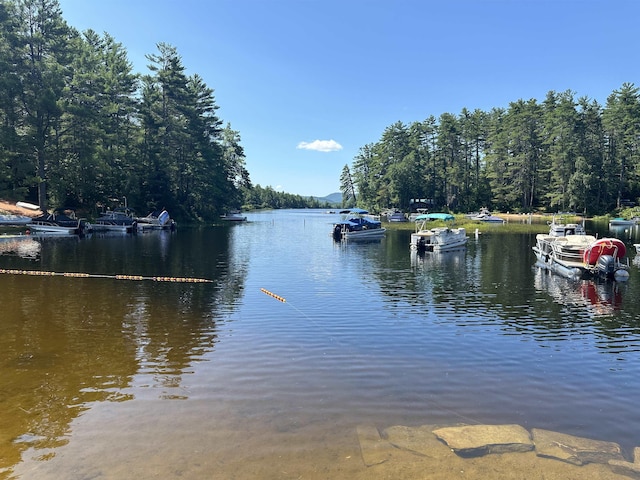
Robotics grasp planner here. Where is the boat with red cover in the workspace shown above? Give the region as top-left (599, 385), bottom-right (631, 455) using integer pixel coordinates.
top-left (533, 233), bottom-right (629, 281)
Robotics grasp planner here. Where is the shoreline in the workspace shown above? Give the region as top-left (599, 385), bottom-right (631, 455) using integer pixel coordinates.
top-left (0, 200), bottom-right (42, 217)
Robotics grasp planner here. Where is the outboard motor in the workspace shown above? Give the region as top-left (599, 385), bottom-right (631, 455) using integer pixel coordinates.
top-left (596, 254), bottom-right (616, 277)
top-left (332, 224), bottom-right (343, 241)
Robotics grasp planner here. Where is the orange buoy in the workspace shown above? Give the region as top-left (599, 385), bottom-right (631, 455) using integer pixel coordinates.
top-left (260, 288), bottom-right (286, 302)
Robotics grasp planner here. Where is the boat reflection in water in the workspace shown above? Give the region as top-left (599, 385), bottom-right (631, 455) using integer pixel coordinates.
top-left (534, 266), bottom-right (623, 316)
top-left (410, 246), bottom-right (466, 270)
top-left (0, 235), bottom-right (41, 259)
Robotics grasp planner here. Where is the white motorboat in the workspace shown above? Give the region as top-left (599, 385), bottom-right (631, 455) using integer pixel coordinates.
top-left (332, 208), bottom-right (386, 241)
top-left (220, 211), bottom-right (247, 222)
top-left (383, 210), bottom-right (407, 222)
top-left (547, 214), bottom-right (586, 236)
top-left (92, 208), bottom-right (137, 233)
top-left (136, 209), bottom-right (175, 230)
top-left (410, 214), bottom-right (467, 252)
top-left (0, 214), bottom-right (32, 226)
top-left (609, 217), bottom-right (636, 227)
top-left (467, 208), bottom-right (505, 224)
top-left (411, 227), bottom-right (467, 252)
top-left (27, 212), bottom-right (88, 235)
top-left (16, 201), bottom-right (40, 211)
top-left (533, 233), bottom-right (629, 281)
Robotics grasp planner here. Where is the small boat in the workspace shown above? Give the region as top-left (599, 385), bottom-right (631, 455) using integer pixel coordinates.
top-left (411, 226), bottom-right (467, 252)
top-left (609, 217), bottom-right (636, 227)
top-left (220, 211), bottom-right (247, 222)
top-left (0, 214), bottom-right (32, 226)
top-left (332, 208), bottom-right (386, 241)
top-left (16, 201), bottom-right (40, 211)
top-left (533, 234), bottom-right (629, 281)
top-left (136, 209), bottom-right (175, 230)
top-left (383, 210), bottom-right (407, 222)
top-left (467, 208), bottom-right (505, 224)
top-left (410, 214), bottom-right (467, 252)
top-left (92, 208), bottom-right (137, 233)
top-left (547, 214), bottom-right (586, 237)
top-left (27, 211), bottom-right (89, 235)
top-left (408, 208), bottom-right (429, 222)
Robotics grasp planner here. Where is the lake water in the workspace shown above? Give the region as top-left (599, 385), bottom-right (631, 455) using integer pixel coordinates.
top-left (2, 210), bottom-right (640, 479)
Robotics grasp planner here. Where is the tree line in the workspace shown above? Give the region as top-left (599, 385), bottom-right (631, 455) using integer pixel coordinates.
top-left (341, 85), bottom-right (640, 215)
top-left (0, 0), bottom-right (326, 221)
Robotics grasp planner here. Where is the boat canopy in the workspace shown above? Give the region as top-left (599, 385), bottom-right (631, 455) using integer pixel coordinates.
top-left (414, 213), bottom-right (454, 221)
top-left (339, 208), bottom-right (369, 215)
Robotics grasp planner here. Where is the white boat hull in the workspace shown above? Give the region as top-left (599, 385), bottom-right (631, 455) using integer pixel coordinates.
top-left (136, 210), bottom-right (174, 229)
top-left (16, 201), bottom-right (40, 211)
top-left (26, 212), bottom-right (88, 235)
top-left (220, 215), bottom-right (247, 222)
top-left (533, 234), bottom-right (628, 280)
top-left (411, 227), bottom-right (467, 252)
top-left (609, 220), bottom-right (635, 226)
top-left (341, 228), bottom-right (386, 240)
top-left (0, 215), bottom-right (32, 226)
top-left (332, 208), bottom-right (385, 241)
top-left (27, 224), bottom-right (78, 235)
top-left (92, 223), bottom-right (133, 233)
top-left (533, 248), bottom-right (583, 279)
top-left (137, 222), bottom-right (164, 230)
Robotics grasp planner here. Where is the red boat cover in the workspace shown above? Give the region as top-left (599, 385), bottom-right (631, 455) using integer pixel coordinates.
top-left (583, 238), bottom-right (626, 265)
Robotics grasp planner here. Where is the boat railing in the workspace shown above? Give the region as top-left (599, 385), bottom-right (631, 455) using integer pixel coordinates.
top-left (549, 238), bottom-right (586, 263)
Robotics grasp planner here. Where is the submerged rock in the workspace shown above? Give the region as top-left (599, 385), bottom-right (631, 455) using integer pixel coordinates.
top-left (609, 459), bottom-right (640, 479)
top-left (383, 425), bottom-right (451, 459)
top-left (432, 424), bottom-right (533, 457)
top-left (532, 428), bottom-right (624, 466)
top-left (356, 425), bottom-right (394, 466)
top-left (609, 447), bottom-right (640, 479)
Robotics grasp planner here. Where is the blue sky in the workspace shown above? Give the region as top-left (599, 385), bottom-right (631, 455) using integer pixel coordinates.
top-left (57, 0), bottom-right (640, 198)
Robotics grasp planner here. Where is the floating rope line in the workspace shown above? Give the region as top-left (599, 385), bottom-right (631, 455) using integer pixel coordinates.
top-left (260, 288), bottom-right (286, 302)
top-left (0, 268), bottom-right (212, 283)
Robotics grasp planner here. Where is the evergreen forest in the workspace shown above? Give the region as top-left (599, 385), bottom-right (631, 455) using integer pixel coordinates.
top-left (0, 0), bottom-right (331, 222)
top-left (341, 86), bottom-right (640, 216)
top-left (2, 0), bottom-right (639, 220)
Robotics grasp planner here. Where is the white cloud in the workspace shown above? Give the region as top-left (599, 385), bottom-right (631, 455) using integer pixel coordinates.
top-left (297, 139), bottom-right (343, 152)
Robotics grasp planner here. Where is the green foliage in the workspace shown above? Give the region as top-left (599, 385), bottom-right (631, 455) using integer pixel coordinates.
top-left (2, 0), bottom-right (639, 219)
top-left (0, 0), bottom-right (253, 222)
top-left (350, 88), bottom-right (640, 215)
top-left (339, 164), bottom-right (356, 207)
top-left (241, 184), bottom-right (332, 210)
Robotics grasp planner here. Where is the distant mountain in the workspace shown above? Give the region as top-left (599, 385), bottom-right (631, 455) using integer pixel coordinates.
top-left (323, 192), bottom-right (342, 203)
top-left (309, 192), bottom-right (342, 204)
